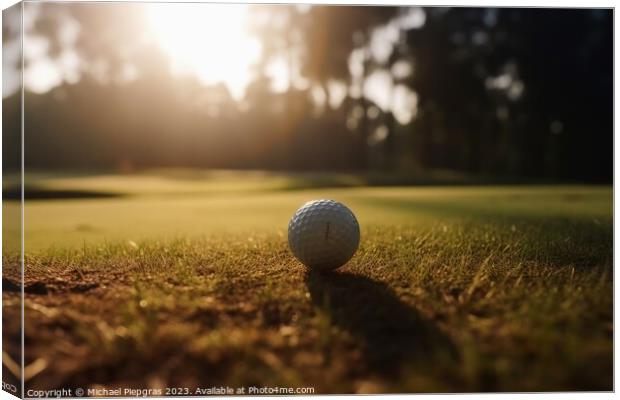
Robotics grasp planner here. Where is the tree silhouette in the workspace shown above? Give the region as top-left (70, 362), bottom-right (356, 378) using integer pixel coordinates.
top-left (2, 5), bottom-right (612, 181)
top-left (403, 7), bottom-right (612, 180)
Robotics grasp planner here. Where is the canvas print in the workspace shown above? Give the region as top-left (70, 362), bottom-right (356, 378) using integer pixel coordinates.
top-left (2, 2), bottom-right (613, 397)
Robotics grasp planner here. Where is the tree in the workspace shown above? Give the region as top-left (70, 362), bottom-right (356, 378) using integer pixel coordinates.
top-left (402, 7), bottom-right (612, 180)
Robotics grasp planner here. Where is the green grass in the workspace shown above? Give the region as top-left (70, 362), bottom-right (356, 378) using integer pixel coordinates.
top-left (2, 171), bottom-right (612, 392)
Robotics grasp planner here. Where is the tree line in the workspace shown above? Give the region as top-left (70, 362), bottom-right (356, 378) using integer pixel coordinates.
top-left (2, 5), bottom-right (612, 182)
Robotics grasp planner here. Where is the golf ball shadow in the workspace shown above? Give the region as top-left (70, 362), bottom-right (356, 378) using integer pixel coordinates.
top-left (305, 269), bottom-right (458, 376)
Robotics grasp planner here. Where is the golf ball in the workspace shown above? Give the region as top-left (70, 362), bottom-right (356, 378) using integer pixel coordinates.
top-left (288, 199), bottom-right (360, 271)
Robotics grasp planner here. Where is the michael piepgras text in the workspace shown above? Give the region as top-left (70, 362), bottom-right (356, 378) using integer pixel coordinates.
top-left (26, 386), bottom-right (315, 397)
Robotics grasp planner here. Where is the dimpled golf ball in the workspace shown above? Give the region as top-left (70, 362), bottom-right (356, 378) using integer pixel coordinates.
top-left (288, 199), bottom-right (360, 271)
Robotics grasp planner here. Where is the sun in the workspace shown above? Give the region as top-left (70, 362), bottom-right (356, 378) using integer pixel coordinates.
top-left (146, 3), bottom-right (261, 100)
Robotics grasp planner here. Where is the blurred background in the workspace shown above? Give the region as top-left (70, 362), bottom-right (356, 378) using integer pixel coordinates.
top-left (2, 3), bottom-right (613, 182)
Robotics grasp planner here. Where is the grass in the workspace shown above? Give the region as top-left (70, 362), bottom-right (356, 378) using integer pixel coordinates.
top-left (2, 170), bottom-right (613, 393)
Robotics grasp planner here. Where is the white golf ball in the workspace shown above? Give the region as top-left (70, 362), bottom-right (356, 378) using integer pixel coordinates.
top-left (288, 199), bottom-right (360, 271)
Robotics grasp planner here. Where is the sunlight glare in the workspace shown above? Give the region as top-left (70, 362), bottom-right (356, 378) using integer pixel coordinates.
top-left (147, 4), bottom-right (261, 100)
